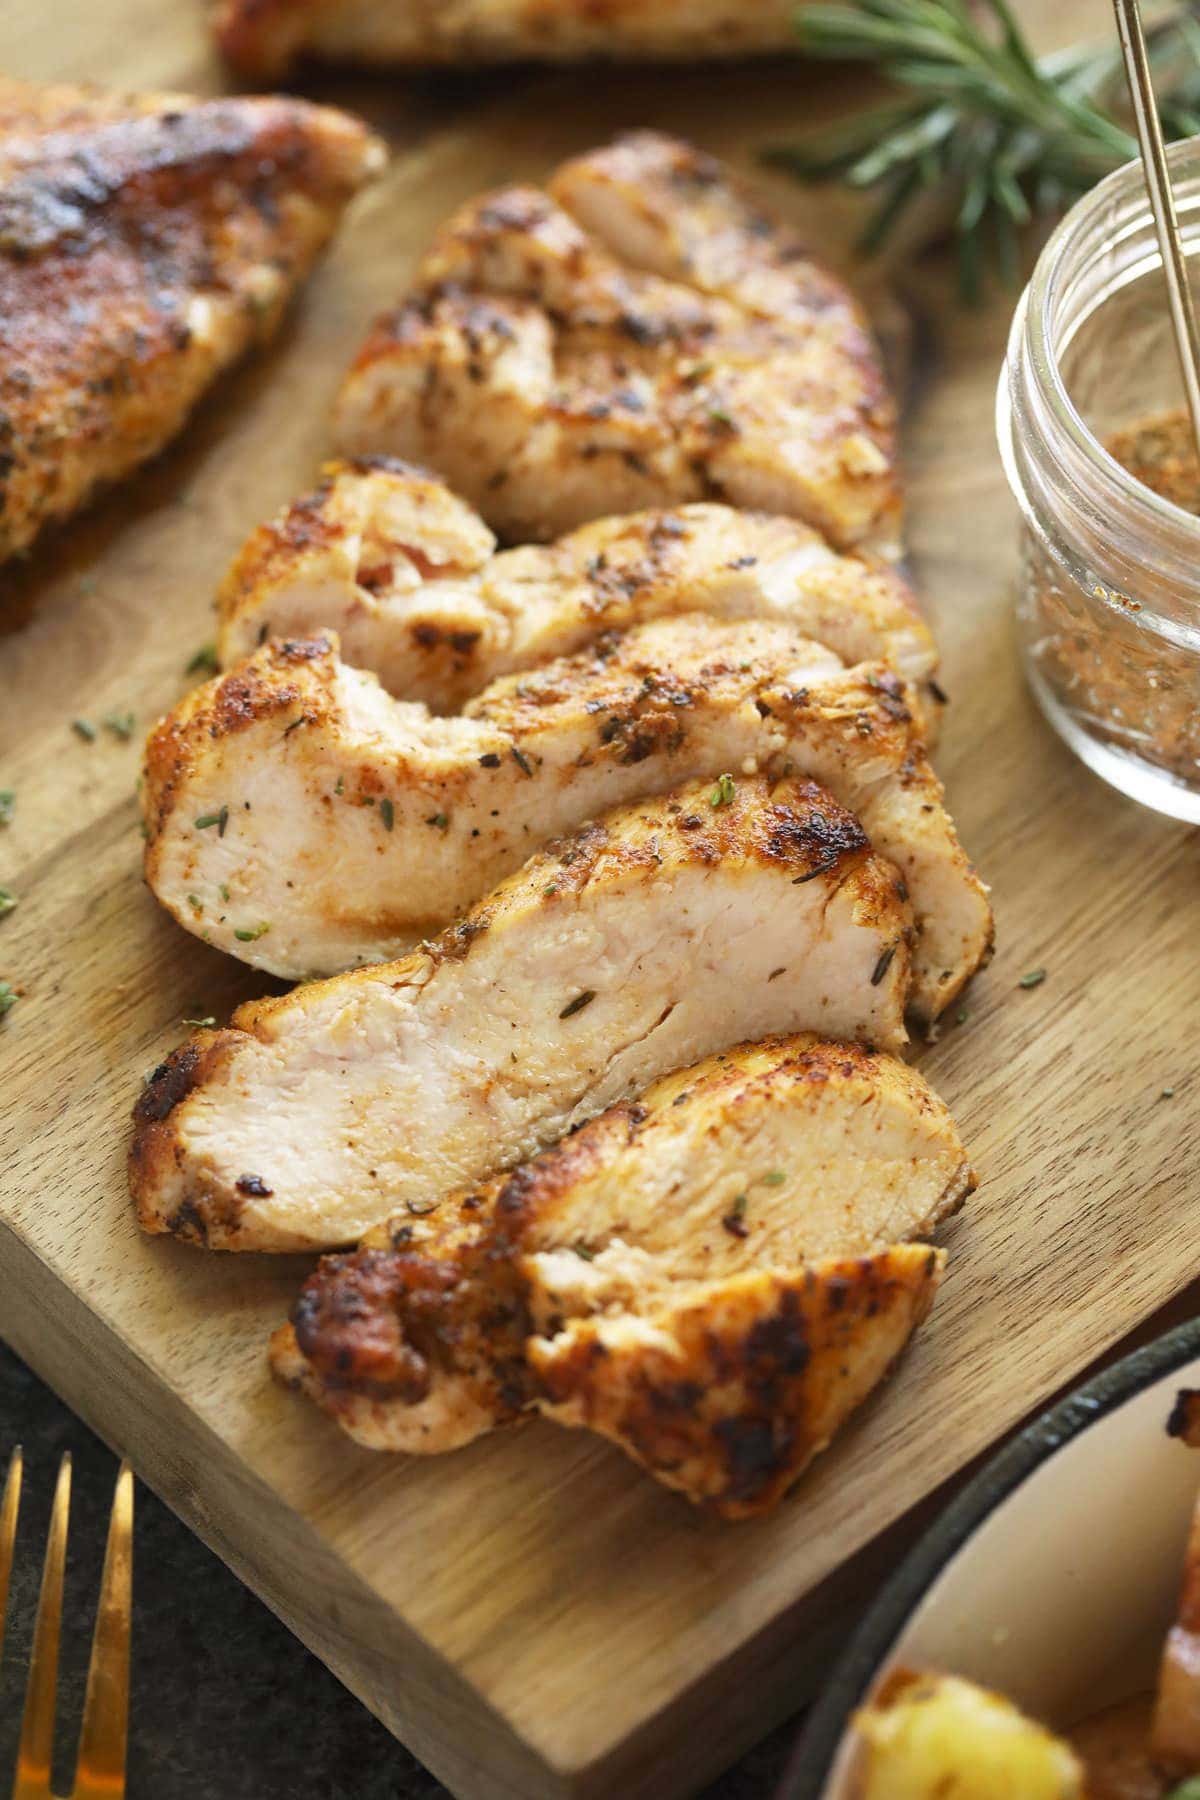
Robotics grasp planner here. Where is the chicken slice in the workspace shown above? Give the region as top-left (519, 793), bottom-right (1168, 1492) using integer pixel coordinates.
top-left (130, 774), bottom-right (913, 1251)
top-left (332, 136), bottom-right (899, 554)
top-left (270, 1034), bottom-right (970, 1511)
top-left (142, 616), bottom-right (987, 1013)
top-left (0, 76), bottom-right (383, 564)
top-left (216, 459), bottom-right (939, 716)
top-left (215, 0), bottom-right (796, 78)
top-left (273, 1049), bottom-right (960, 1516)
top-left (532, 1251), bottom-right (942, 1517)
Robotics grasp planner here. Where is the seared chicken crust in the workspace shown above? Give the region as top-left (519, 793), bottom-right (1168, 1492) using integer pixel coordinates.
top-left (142, 617), bottom-right (988, 1014)
top-left (0, 76), bottom-right (383, 563)
top-left (270, 1034), bottom-right (970, 1515)
top-left (216, 0), bottom-right (795, 77)
top-left (130, 774), bottom-right (913, 1251)
top-left (216, 459), bottom-right (938, 716)
top-left (333, 134), bottom-right (899, 553)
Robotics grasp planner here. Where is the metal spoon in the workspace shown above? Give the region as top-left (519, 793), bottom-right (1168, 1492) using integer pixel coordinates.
top-left (1112, 0), bottom-right (1200, 458)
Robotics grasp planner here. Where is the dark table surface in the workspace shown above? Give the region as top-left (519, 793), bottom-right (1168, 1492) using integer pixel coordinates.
top-left (0, 1340), bottom-right (796, 1798)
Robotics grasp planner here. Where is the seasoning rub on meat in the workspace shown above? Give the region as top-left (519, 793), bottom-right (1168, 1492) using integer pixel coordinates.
top-left (130, 774), bottom-right (913, 1251)
top-left (271, 1035), bottom-right (971, 1516)
top-left (141, 616), bottom-right (989, 1015)
top-left (333, 133), bottom-right (900, 554)
top-left (216, 460), bottom-right (939, 717)
top-left (0, 76), bottom-right (383, 563)
top-left (215, 0), bottom-right (797, 78)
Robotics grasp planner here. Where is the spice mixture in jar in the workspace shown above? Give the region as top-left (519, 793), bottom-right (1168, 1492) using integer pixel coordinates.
top-left (998, 140), bottom-right (1200, 821)
top-left (1027, 407), bottom-right (1200, 789)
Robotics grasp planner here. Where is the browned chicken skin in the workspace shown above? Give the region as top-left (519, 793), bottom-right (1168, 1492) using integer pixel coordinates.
top-left (0, 76), bottom-right (383, 562)
top-left (215, 0), bottom-right (797, 78)
top-left (334, 134), bottom-right (899, 554)
top-left (271, 1035), bottom-right (969, 1515)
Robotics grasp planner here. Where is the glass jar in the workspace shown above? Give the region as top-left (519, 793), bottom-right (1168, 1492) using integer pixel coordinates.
top-left (997, 138), bottom-right (1200, 823)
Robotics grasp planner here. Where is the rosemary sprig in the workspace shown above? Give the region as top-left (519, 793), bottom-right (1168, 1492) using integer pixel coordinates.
top-left (767, 1), bottom-right (1200, 298)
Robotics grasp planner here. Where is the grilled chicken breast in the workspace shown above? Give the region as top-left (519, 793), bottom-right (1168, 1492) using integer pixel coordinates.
top-left (216, 0), bottom-right (796, 78)
top-left (0, 77), bottom-right (383, 563)
top-left (216, 459), bottom-right (939, 716)
top-left (271, 1034), bottom-right (970, 1516)
top-left (130, 774), bottom-right (912, 1251)
top-left (143, 617), bottom-right (987, 1014)
top-left (333, 134), bottom-right (899, 554)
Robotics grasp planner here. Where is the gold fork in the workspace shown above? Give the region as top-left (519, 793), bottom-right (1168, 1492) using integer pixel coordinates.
top-left (1, 1449), bottom-right (133, 1800)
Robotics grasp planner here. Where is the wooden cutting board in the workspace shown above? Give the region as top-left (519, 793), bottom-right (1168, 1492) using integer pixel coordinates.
top-left (2, 4), bottom-right (1198, 1795)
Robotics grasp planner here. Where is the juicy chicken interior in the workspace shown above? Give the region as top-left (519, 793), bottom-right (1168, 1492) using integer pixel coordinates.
top-left (216, 459), bottom-right (939, 717)
top-left (142, 616), bottom-right (989, 1017)
top-left (333, 132), bottom-right (899, 554)
top-left (0, 76), bottom-right (383, 563)
top-left (270, 1034), bottom-right (971, 1516)
top-left (216, 0), bottom-right (797, 78)
top-left (130, 773), bottom-right (913, 1251)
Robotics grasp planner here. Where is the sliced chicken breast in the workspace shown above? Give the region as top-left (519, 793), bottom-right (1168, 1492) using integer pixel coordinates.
top-left (143, 617), bottom-right (987, 1014)
top-left (216, 459), bottom-right (939, 715)
top-left (270, 1033), bottom-right (970, 1510)
top-left (216, 0), bottom-right (796, 77)
top-left (333, 135), bottom-right (899, 554)
top-left (0, 76), bottom-right (382, 563)
top-left (130, 774), bottom-right (912, 1251)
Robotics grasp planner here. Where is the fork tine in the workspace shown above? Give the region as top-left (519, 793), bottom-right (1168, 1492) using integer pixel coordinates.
top-left (12, 1453), bottom-right (71, 1800)
top-left (0, 1446), bottom-right (22, 1658)
top-left (72, 1463), bottom-right (133, 1800)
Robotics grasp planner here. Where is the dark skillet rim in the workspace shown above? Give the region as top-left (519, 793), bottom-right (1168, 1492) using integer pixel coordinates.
top-left (780, 1312), bottom-right (1200, 1799)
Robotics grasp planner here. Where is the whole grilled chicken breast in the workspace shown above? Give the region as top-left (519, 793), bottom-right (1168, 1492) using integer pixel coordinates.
top-left (130, 774), bottom-right (912, 1251)
top-left (142, 618), bottom-right (986, 1012)
top-left (216, 459), bottom-right (938, 716)
top-left (333, 134), bottom-right (898, 553)
top-left (0, 77), bottom-right (383, 563)
top-left (215, 0), bottom-right (796, 77)
top-left (271, 1034), bottom-right (970, 1520)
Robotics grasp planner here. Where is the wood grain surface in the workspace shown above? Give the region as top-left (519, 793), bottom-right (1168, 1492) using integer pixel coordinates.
top-left (2, 4), bottom-right (1197, 1796)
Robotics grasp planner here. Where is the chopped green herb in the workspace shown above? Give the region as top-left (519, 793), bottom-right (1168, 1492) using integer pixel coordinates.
top-left (559, 989), bottom-right (596, 1019)
top-left (380, 798), bottom-right (395, 832)
top-left (72, 718), bottom-right (97, 742)
top-left (334, 775), bottom-right (344, 797)
top-left (682, 360), bottom-right (714, 386)
top-left (544, 884), bottom-right (559, 897)
top-left (103, 711), bottom-right (136, 741)
top-left (1162, 1087), bottom-right (1177, 1100)
top-left (1165, 1780), bottom-right (1200, 1800)
top-left (186, 643), bottom-right (219, 676)
top-left (1018, 967), bottom-right (1047, 990)
top-left (194, 806), bottom-right (229, 837)
top-left (0, 980), bottom-right (17, 1018)
top-left (707, 402), bottom-right (736, 431)
top-left (425, 812), bottom-right (449, 831)
top-left (722, 1194), bottom-right (750, 1238)
top-left (710, 772), bottom-right (736, 808)
top-left (234, 922), bottom-right (271, 943)
top-left (0, 792), bottom-right (13, 828)
top-left (186, 894), bottom-right (204, 914)
top-left (956, 1007), bottom-right (969, 1025)
top-left (282, 716), bottom-right (305, 740)
top-left (511, 746), bottom-right (534, 778)
top-left (572, 1241), bottom-right (596, 1261)
top-left (183, 1016), bottom-right (217, 1029)
top-left (871, 944), bottom-right (897, 987)
top-left (760, 1171), bottom-right (786, 1188)
top-left (218, 883), bottom-right (230, 903)
top-left (0, 888), bottom-right (16, 918)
